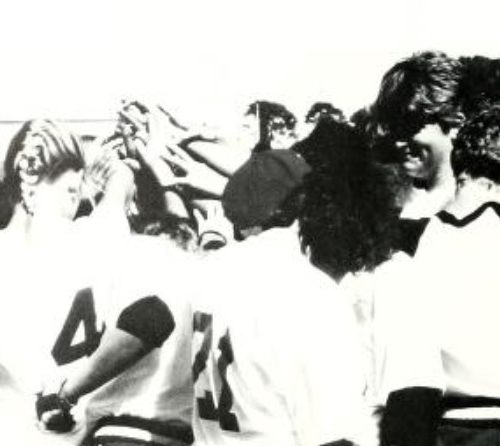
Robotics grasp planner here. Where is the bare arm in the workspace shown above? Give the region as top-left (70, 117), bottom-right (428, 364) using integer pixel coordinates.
top-left (61, 328), bottom-right (148, 402)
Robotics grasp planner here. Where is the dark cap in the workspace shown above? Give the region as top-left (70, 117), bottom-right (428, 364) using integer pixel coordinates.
top-left (222, 149), bottom-right (311, 230)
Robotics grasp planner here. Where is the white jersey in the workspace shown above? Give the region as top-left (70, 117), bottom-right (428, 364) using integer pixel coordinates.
top-left (83, 235), bottom-right (194, 434)
top-left (191, 226), bottom-right (376, 446)
top-left (341, 215), bottom-right (443, 406)
top-left (379, 202), bottom-right (500, 400)
top-left (0, 223), bottom-right (110, 442)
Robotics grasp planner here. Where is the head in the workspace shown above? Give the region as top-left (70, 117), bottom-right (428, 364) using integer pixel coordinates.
top-left (222, 149), bottom-right (311, 239)
top-left (373, 51), bottom-right (464, 186)
top-left (307, 102), bottom-right (346, 125)
top-left (246, 101), bottom-right (297, 151)
top-left (298, 120), bottom-right (401, 280)
top-left (2, 120), bottom-right (84, 222)
top-left (299, 102), bottom-right (346, 141)
top-left (452, 105), bottom-right (500, 186)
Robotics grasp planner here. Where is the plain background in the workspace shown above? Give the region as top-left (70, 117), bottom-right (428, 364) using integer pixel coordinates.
top-left (0, 0), bottom-right (499, 133)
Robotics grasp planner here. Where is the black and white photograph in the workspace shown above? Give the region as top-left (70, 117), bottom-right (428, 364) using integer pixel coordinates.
top-left (1, 1), bottom-right (500, 445)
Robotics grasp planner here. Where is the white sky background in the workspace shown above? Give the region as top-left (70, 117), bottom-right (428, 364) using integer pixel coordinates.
top-left (0, 0), bottom-right (498, 128)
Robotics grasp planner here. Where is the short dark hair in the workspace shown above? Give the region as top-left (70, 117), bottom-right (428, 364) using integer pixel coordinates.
top-left (373, 51), bottom-right (464, 140)
top-left (451, 105), bottom-right (500, 183)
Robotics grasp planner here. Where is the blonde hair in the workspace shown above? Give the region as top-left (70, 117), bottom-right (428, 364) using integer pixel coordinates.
top-left (2, 119), bottom-right (84, 215)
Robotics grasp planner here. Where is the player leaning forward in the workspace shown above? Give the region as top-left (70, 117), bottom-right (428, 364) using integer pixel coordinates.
top-left (44, 149), bottom-right (378, 446)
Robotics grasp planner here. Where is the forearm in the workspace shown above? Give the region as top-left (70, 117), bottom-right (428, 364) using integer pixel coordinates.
top-left (60, 329), bottom-right (148, 402)
top-left (184, 140), bottom-right (244, 177)
top-left (62, 296), bottom-right (175, 402)
top-left (163, 191), bottom-right (190, 219)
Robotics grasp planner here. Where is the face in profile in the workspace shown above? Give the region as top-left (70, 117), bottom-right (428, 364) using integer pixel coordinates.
top-left (34, 169), bottom-right (83, 221)
top-left (269, 117), bottom-right (297, 150)
top-left (397, 123), bottom-right (454, 183)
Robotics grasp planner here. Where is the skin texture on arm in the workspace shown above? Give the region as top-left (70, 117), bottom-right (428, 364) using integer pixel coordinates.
top-left (119, 106), bottom-right (230, 199)
top-left (157, 142), bottom-right (229, 198)
top-left (60, 294), bottom-right (176, 402)
top-left (59, 328), bottom-right (150, 403)
top-left (37, 328), bottom-right (151, 432)
top-left (182, 138), bottom-right (249, 177)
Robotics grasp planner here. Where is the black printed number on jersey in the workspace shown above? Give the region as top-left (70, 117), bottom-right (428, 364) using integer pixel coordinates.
top-left (51, 288), bottom-right (105, 366)
top-left (192, 311), bottom-right (240, 432)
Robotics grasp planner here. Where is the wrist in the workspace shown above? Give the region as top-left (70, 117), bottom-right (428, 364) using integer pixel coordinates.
top-left (58, 379), bottom-right (79, 406)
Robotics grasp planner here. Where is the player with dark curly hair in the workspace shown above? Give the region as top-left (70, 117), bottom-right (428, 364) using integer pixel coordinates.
top-left (451, 104), bottom-right (500, 183)
top-left (298, 119), bottom-right (401, 280)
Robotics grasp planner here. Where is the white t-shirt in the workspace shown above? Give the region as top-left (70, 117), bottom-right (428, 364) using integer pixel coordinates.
top-left (190, 226), bottom-right (376, 446)
top-left (378, 203), bottom-right (500, 401)
top-left (83, 235), bottom-right (194, 431)
top-left (0, 223), bottom-right (111, 443)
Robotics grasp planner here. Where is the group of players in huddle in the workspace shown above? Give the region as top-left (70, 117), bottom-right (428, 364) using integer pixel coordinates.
top-left (1, 49), bottom-right (500, 446)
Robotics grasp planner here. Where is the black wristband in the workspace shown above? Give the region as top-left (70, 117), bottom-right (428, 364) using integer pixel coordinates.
top-left (36, 391), bottom-right (75, 432)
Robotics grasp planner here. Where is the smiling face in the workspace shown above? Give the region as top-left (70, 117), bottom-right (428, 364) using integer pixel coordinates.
top-left (396, 123), bottom-right (455, 185)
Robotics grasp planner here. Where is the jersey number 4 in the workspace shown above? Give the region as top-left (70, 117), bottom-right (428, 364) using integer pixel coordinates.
top-left (192, 311), bottom-right (240, 432)
top-left (51, 288), bottom-right (105, 366)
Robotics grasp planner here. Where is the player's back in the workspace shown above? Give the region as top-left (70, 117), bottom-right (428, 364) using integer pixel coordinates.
top-left (84, 234), bottom-right (195, 441)
top-left (191, 226), bottom-right (374, 446)
top-left (0, 226), bottom-right (109, 441)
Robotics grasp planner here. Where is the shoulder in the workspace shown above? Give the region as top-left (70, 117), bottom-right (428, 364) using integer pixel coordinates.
top-left (395, 217), bottom-right (431, 257)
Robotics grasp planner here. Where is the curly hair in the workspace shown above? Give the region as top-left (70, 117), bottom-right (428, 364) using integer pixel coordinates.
top-left (459, 55), bottom-right (500, 120)
top-left (298, 120), bottom-right (401, 280)
top-left (373, 51), bottom-right (464, 141)
top-left (451, 105), bottom-right (500, 183)
top-left (305, 102), bottom-right (346, 124)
